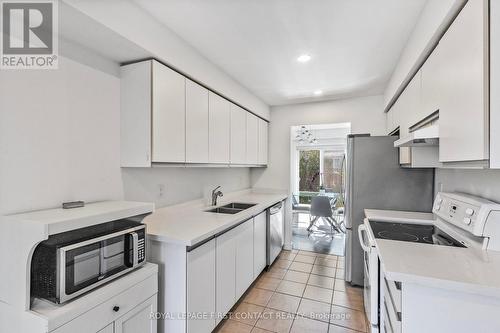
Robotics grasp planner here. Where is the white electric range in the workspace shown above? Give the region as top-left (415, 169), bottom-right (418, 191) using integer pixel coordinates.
top-left (359, 192), bottom-right (500, 333)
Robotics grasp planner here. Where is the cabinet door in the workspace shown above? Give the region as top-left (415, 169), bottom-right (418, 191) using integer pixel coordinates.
top-left (253, 212), bottom-right (267, 278)
top-left (114, 295), bottom-right (157, 333)
top-left (215, 227), bottom-right (237, 325)
top-left (438, 0), bottom-right (488, 163)
top-left (120, 61), bottom-right (152, 167)
top-left (235, 219), bottom-right (254, 299)
top-left (421, 43), bottom-right (443, 120)
top-left (246, 113), bottom-right (259, 164)
top-left (97, 324), bottom-right (114, 333)
top-left (152, 61), bottom-right (186, 163)
top-left (258, 120), bottom-right (268, 165)
top-left (187, 239), bottom-right (216, 333)
top-left (209, 92), bottom-right (231, 164)
top-left (186, 79), bottom-right (209, 163)
top-left (230, 104), bottom-right (247, 164)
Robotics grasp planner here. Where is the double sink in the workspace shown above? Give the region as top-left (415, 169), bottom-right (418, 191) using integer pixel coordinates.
top-left (206, 202), bottom-right (257, 214)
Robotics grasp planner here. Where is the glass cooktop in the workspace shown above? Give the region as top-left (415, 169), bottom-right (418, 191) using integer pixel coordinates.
top-left (369, 221), bottom-right (466, 247)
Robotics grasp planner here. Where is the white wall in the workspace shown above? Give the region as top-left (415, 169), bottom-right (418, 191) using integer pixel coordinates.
top-left (384, 0), bottom-right (466, 107)
top-left (122, 168), bottom-right (251, 208)
top-left (0, 56), bottom-right (123, 215)
top-left (251, 95), bottom-right (386, 191)
top-left (435, 169), bottom-right (500, 203)
top-left (64, 0), bottom-right (270, 120)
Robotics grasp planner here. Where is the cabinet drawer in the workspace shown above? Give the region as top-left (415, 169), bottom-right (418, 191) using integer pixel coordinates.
top-left (383, 278), bottom-right (402, 333)
top-left (52, 274), bottom-right (157, 333)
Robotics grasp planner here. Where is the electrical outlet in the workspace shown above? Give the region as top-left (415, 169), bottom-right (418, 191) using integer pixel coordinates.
top-left (158, 184), bottom-right (165, 198)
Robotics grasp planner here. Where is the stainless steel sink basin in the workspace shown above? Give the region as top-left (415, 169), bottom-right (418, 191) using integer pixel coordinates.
top-left (205, 202), bottom-right (256, 214)
top-left (205, 207), bottom-right (243, 214)
top-left (221, 202), bottom-right (257, 210)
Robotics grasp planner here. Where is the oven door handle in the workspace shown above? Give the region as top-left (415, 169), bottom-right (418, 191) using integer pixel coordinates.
top-left (358, 224), bottom-right (371, 253)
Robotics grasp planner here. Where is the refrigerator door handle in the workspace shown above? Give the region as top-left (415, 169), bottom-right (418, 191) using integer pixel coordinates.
top-left (358, 224), bottom-right (371, 253)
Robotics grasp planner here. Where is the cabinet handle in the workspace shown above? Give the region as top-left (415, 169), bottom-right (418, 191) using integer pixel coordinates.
top-left (113, 306), bottom-right (120, 312)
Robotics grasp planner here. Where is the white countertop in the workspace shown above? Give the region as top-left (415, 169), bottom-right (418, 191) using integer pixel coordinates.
top-left (365, 209), bottom-right (500, 297)
top-left (144, 190), bottom-right (288, 246)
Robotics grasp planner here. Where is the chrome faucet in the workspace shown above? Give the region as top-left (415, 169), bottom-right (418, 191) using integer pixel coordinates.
top-left (211, 186), bottom-right (223, 206)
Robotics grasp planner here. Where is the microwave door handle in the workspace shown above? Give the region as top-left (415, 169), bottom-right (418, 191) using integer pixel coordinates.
top-left (125, 232), bottom-right (139, 267)
top-left (358, 224), bottom-right (371, 253)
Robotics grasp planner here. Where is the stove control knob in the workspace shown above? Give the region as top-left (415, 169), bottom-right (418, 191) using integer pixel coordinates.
top-left (465, 208), bottom-right (474, 216)
top-left (463, 217), bottom-right (472, 225)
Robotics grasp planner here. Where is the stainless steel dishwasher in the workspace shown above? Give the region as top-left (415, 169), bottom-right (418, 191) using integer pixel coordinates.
top-left (267, 200), bottom-right (284, 267)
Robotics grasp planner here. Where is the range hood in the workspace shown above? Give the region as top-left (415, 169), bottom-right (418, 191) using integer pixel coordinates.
top-left (394, 124), bottom-right (439, 147)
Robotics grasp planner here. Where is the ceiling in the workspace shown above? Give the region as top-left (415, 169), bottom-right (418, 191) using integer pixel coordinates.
top-left (133, 0), bottom-right (427, 106)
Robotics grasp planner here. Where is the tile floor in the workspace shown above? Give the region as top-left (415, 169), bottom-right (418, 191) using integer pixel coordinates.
top-left (215, 249), bottom-right (367, 333)
top-left (292, 213), bottom-right (345, 256)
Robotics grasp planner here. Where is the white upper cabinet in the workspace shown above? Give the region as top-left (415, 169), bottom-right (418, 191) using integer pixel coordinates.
top-left (152, 60), bottom-right (186, 163)
top-left (209, 92), bottom-right (231, 164)
top-left (230, 104), bottom-right (247, 164)
top-left (437, 0), bottom-right (489, 163)
top-left (246, 113), bottom-right (259, 165)
top-left (421, 43), bottom-right (443, 120)
top-left (121, 60), bottom-right (268, 167)
top-left (186, 79), bottom-right (209, 163)
top-left (120, 61), bottom-right (152, 167)
top-left (258, 119), bottom-right (268, 165)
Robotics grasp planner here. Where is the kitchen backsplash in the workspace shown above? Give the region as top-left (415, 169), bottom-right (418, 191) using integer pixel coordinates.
top-left (121, 167), bottom-right (251, 208)
top-left (435, 168), bottom-right (500, 203)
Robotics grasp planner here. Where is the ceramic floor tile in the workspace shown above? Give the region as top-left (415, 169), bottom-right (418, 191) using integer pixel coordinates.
top-left (332, 291), bottom-right (364, 311)
top-left (330, 305), bottom-right (367, 332)
top-left (218, 319), bottom-right (253, 333)
top-left (284, 270), bottom-right (310, 284)
top-left (317, 254), bottom-right (339, 260)
top-left (337, 261), bottom-right (345, 269)
top-left (244, 288), bottom-right (274, 307)
top-left (290, 316), bottom-right (329, 333)
top-left (251, 327), bottom-right (273, 333)
top-left (314, 257), bottom-right (337, 268)
top-left (334, 279), bottom-right (347, 292)
top-left (303, 285), bottom-right (333, 304)
top-left (335, 269), bottom-right (345, 279)
top-left (255, 276), bottom-right (282, 291)
top-left (231, 302), bottom-right (265, 326)
top-left (276, 280), bottom-right (306, 297)
top-left (298, 250), bottom-right (318, 257)
top-left (294, 254), bottom-right (316, 264)
top-left (297, 298), bottom-right (331, 323)
top-left (255, 308), bottom-right (294, 333)
top-left (311, 265), bottom-right (336, 278)
top-left (328, 324), bottom-right (359, 333)
top-left (307, 274), bottom-right (335, 289)
top-left (274, 259), bottom-right (293, 269)
top-left (289, 261), bottom-right (313, 273)
top-left (279, 251), bottom-right (297, 261)
top-left (267, 292), bottom-right (301, 314)
top-left (264, 266), bottom-right (287, 279)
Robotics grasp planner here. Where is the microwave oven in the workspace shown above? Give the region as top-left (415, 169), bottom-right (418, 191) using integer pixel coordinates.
top-left (30, 219), bottom-right (146, 304)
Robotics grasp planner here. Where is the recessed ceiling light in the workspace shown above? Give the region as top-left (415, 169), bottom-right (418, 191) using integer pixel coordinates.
top-left (313, 90), bottom-right (323, 96)
top-left (297, 54), bottom-right (311, 63)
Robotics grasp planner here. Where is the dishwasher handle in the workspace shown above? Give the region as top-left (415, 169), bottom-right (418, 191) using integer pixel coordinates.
top-left (269, 201), bottom-right (283, 214)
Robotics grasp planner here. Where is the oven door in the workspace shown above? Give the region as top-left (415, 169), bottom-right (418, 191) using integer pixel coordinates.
top-left (358, 223), bottom-right (379, 332)
top-left (58, 226), bottom-right (145, 303)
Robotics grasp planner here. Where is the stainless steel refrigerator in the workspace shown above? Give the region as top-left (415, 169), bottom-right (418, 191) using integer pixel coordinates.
top-left (343, 135), bottom-right (434, 286)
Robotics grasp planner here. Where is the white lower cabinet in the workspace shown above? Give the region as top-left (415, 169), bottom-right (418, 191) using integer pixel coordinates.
top-left (114, 296), bottom-right (158, 333)
top-left (187, 239), bottom-right (216, 333)
top-left (253, 211), bottom-right (267, 278)
top-left (235, 220), bottom-right (255, 299)
top-left (215, 227), bottom-right (237, 325)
